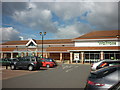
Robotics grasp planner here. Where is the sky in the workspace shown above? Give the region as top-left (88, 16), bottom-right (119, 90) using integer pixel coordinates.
top-left (1, 0), bottom-right (119, 43)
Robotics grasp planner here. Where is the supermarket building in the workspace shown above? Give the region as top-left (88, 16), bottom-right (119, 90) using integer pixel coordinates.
top-left (1, 30), bottom-right (120, 63)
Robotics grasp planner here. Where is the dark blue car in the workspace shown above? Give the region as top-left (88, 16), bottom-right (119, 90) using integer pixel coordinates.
top-left (85, 65), bottom-right (120, 90)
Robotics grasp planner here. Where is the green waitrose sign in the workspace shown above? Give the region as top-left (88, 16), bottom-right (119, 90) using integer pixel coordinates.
top-left (98, 41), bottom-right (116, 45)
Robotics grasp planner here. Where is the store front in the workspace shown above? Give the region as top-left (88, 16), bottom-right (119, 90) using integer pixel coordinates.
top-left (70, 51), bottom-right (120, 64)
top-left (84, 51), bottom-right (100, 63)
top-left (104, 51), bottom-right (120, 60)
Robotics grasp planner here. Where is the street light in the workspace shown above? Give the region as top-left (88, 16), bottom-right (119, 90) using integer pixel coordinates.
top-left (39, 32), bottom-right (46, 58)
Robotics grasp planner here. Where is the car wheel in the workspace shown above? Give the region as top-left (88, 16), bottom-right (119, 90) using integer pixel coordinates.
top-left (28, 65), bottom-right (34, 71)
top-left (46, 64), bottom-right (50, 68)
top-left (11, 65), bottom-right (16, 70)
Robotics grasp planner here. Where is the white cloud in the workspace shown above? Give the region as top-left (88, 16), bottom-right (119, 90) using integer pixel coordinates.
top-left (1, 27), bottom-right (37, 42)
top-left (13, 3), bottom-right (57, 32)
top-left (55, 22), bottom-right (93, 39)
top-left (56, 25), bottom-right (80, 39)
top-left (2, 2), bottom-right (118, 39)
top-left (1, 27), bottom-right (21, 42)
top-left (49, 2), bottom-right (94, 20)
top-left (85, 2), bottom-right (118, 30)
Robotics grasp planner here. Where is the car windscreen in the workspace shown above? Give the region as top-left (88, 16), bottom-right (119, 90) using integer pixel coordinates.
top-left (31, 57), bottom-right (36, 61)
top-left (89, 73), bottom-right (97, 78)
top-left (45, 59), bottom-right (53, 62)
top-left (89, 67), bottom-right (117, 78)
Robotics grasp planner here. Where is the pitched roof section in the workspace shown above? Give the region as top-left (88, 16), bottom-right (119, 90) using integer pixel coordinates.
top-left (1, 48), bottom-right (16, 51)
top-left (74, 30), bottom-right (120, 39)
top-left (2, 40), bottom-right (29, 45)
top-left (36, 39), bottom-right (73, 44)
top-left (2, 39), bottom-right (73, 45)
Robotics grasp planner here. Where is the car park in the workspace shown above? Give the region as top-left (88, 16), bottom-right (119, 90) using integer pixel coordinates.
top-left (40, 58), bottom-right (57, 68)
top-left (91, 60), bottom-right (120, 71)
top-left (10, 56), bottom-right (42, 71)
top-left (85, 65), bottom-right (120, 90)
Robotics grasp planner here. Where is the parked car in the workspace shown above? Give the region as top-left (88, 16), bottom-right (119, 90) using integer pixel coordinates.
top-left (108, 81), bottom-right (120, 90)
top-left (40, 58), bottom-right (57, 68)
top-left (91, 60), bottom-right (120, 71)
top-left (0, 58), bottom-right (18, 66)
top-left (85, 65), bottom-right (120, 90)
top-left (10, 56), bottom-right (42, 71)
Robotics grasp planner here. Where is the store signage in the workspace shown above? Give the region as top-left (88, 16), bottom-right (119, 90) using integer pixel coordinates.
top-left (74, 53), bottom-right (79, 61)
top-left (98, 41), bottom-right (116, 45)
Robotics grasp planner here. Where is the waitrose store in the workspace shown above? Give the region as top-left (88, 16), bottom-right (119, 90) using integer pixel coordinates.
top-left (1, 30), bottom-right (120, 64)
top-left (46, 30), bottom-right (120, 63)
top-left (71, 39), bottom-right (120, 63)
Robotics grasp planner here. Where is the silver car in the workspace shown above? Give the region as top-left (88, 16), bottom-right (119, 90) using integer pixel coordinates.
top-left (91, 60), bottom-right (120, 71)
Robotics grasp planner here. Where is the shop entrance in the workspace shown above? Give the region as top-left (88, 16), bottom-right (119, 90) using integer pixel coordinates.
top-left (84, 51), bottom-right (100, 63)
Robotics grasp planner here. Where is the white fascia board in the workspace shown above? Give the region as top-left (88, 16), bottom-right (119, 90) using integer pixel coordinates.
top-left (47, 51), bottom-right (69, 53)
top-left (26, 39), bottom-right (37, 46)
top-left (73, 38), bottom-right (118, 41)
top-left (68, 50), bottom-right (119, 52)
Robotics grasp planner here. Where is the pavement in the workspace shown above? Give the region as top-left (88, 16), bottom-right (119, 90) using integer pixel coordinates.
top-left (1, 66), bottom-right (48, 80)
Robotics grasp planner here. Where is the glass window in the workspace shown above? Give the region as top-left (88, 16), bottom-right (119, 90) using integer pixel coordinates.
top-left (85, 54), bottom-right (89, 59)
top-left (109, 62), bottom-right (120, 66)
top-left (18, 58), bottom-right (22, 61)
top-left (105, 54), bottom-right (110, 59)
top-left (90, 68), bottom-right (116, 78)
top-left (89, 73), bottom-right (97, 79)
top-left (104, 52), bottom-right (120, 60)
top-left (31, 57), bottom-right (36, 61)
top-left (90, 54), bottom-right (94, 59)
top-left (95, 54), bottom-right (100, 59)
top-left (41, 60), bottom-right (45, 62)
top-left (116, 54), bottom-right (120, 59)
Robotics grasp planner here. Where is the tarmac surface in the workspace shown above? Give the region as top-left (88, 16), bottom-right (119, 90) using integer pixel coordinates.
top-left (2, 63), bottom-right (91, 89)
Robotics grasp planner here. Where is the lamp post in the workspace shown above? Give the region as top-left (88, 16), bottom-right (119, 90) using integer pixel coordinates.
top-left (39, 32), bottom-right (46, 58)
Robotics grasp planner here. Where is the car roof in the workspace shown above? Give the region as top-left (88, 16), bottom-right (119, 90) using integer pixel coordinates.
top-left (98, 60), bottom-right (120, 63)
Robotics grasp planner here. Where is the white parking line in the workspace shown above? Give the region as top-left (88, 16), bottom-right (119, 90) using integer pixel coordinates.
top-left (65, 65), bottom-right (79, 72)
top-left (65, 68), bottom-right (73, 72)
top-left (62, 65), bottom-right (69, 69)
top-left (74, 66), bottom-right (79, 68)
